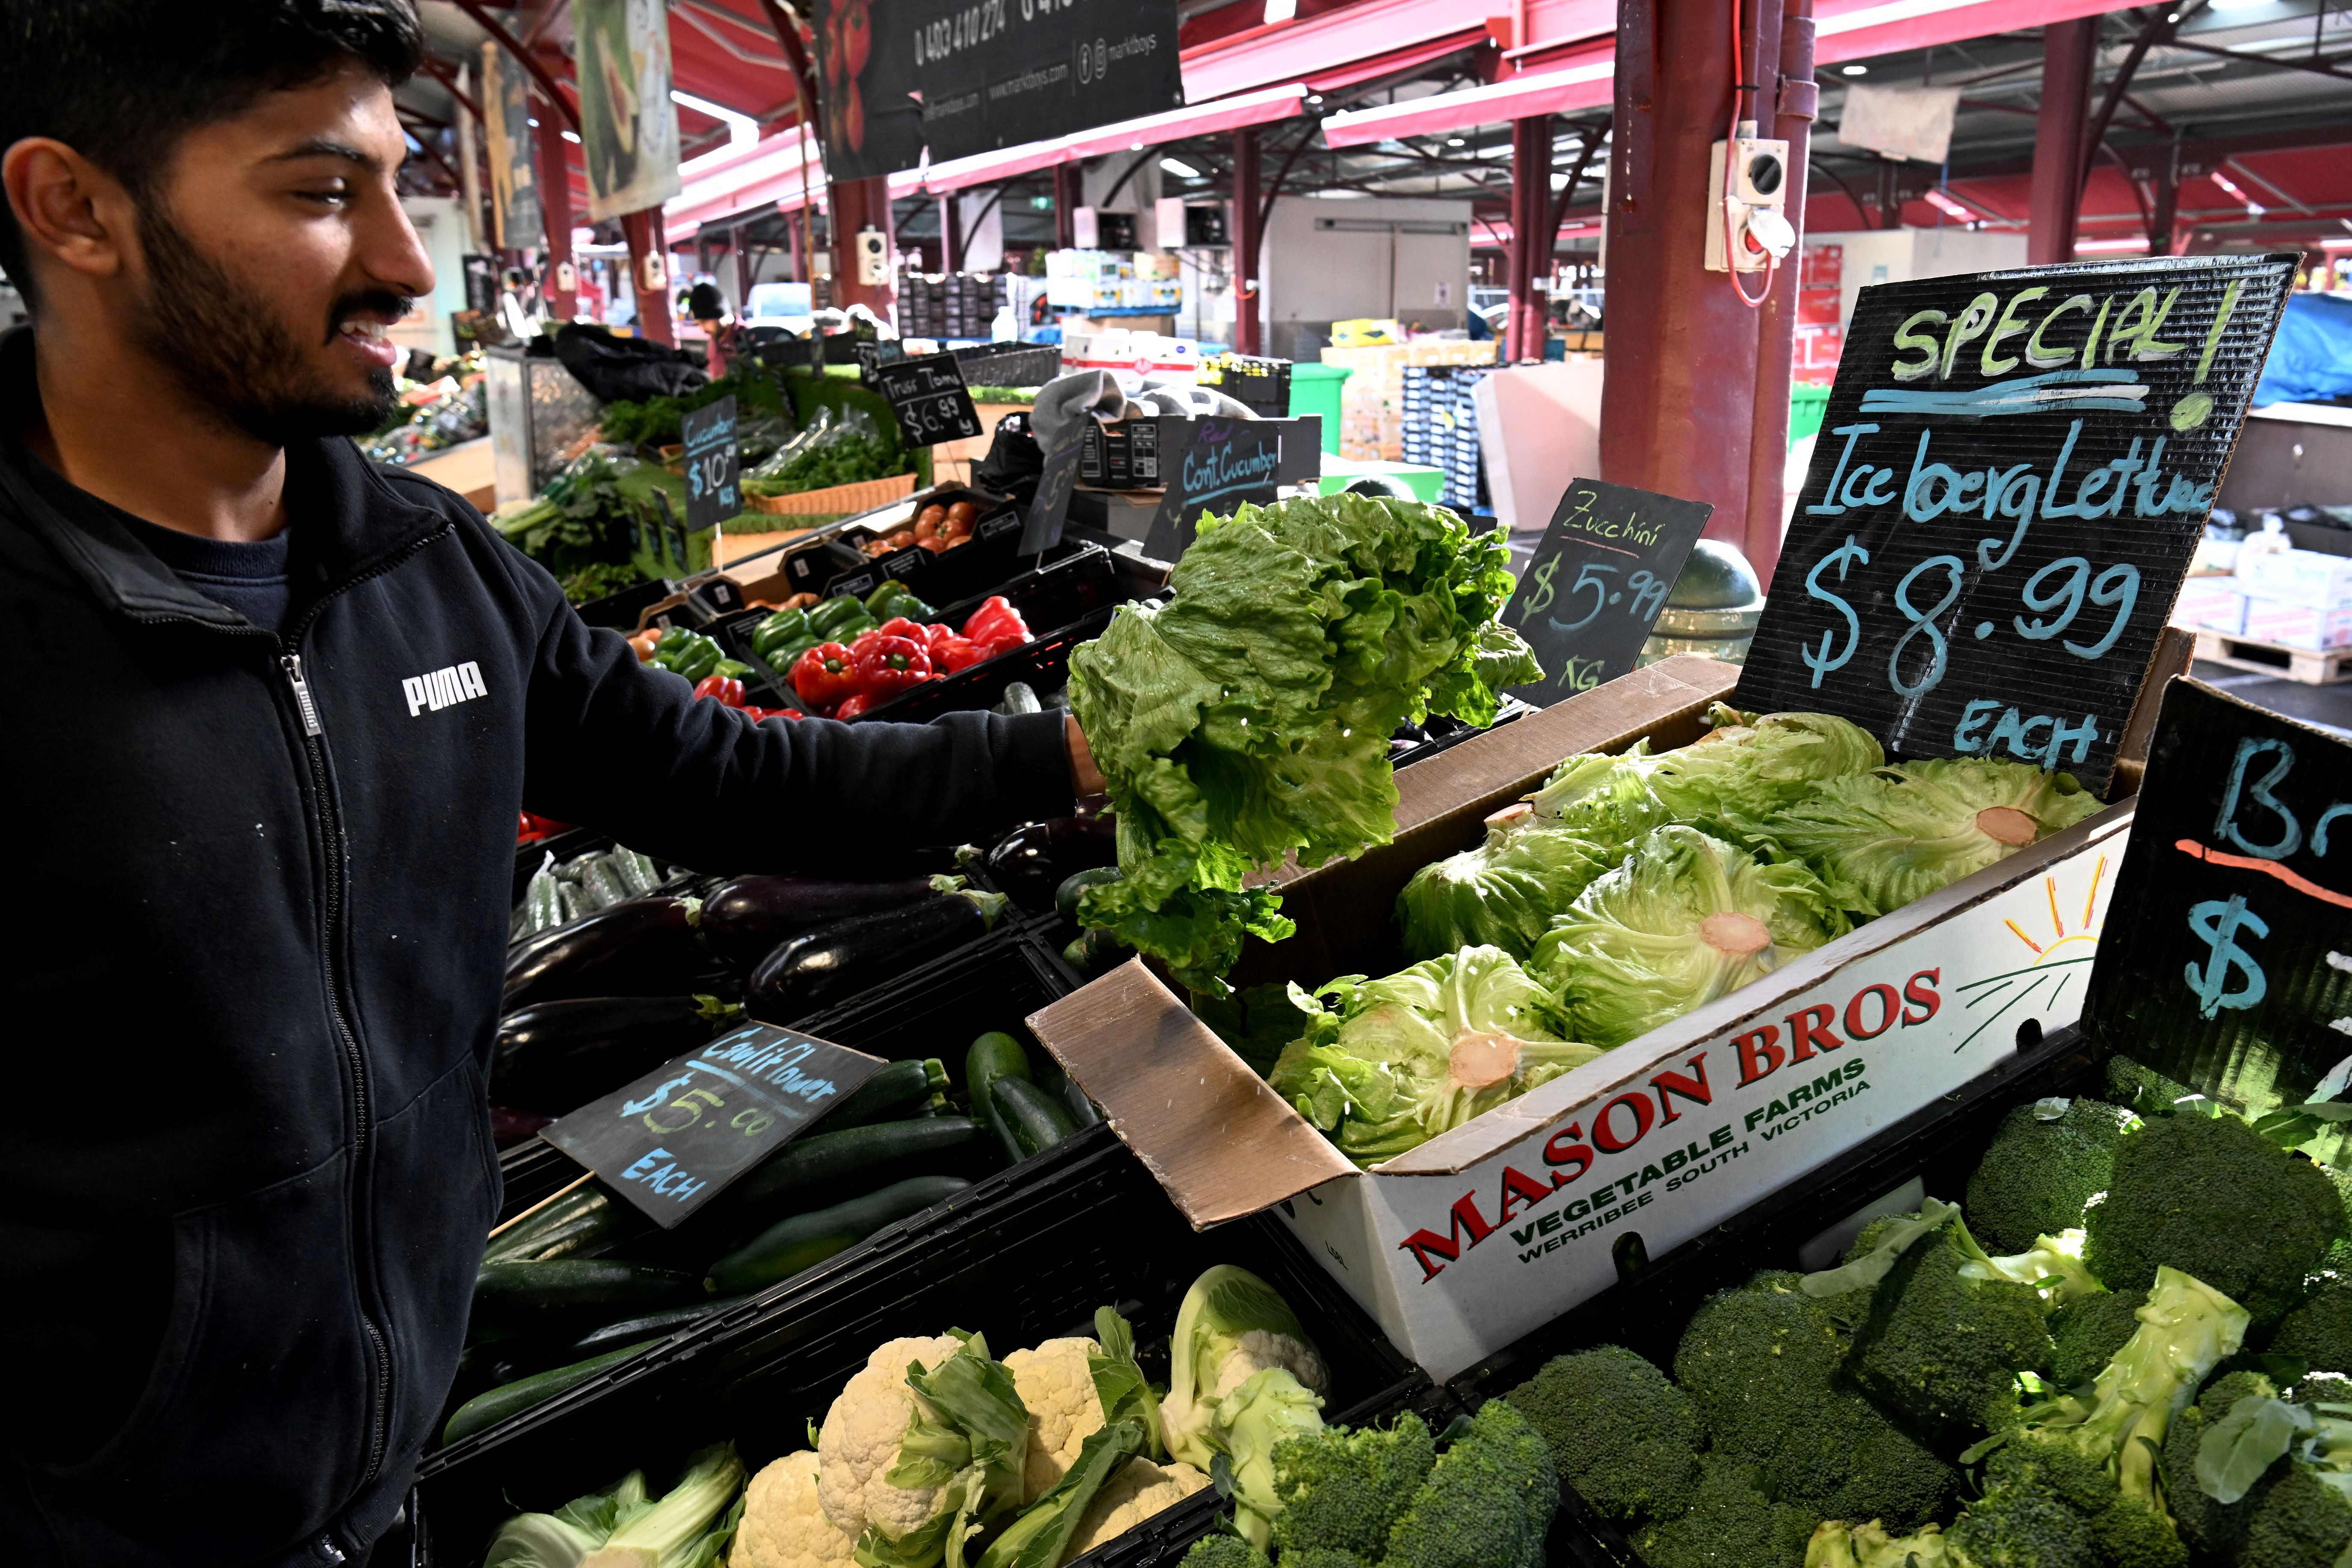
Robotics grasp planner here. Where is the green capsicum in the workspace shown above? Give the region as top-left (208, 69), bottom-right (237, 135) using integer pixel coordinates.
top-left (750, 608), bottom-right (812, 661)
top-left (807, 594), bottom-right (874, 641)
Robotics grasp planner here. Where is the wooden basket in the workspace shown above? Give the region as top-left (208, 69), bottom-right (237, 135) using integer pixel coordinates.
top-left (745, 471), bottom-right (918, 517)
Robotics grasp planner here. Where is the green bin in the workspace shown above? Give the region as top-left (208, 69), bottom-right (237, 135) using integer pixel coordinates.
top-left (1289, 362), bottom-right (1354, 455)
top-left (1790, 384), bottom-right (1830, 449)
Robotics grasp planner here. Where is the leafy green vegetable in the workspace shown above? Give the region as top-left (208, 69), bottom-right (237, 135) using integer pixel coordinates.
top-left (1066, 493), bottom-right (1539, 993)
top-left (492, 449), bottom-right (723, 605)
top-left (1743, 758), bottom-right (2104, 919)
top-left (743, 405), bottom-right (909, 496)
top-left (1643, 705), bottom-right (1884, 834)
top-left (485, 1447), bottom-right (745, 1568)
top-left (1531, 825), bottom-right (1848, 1049)
top-left (1395, 816), bottom-right (1623, 962)
top-left (599, 367), bottom-right (792, 450)
top-left (1267, 945), bottom-right (1601, 1166)
top-left (1089, 1307), bottom-right (1165, 1462)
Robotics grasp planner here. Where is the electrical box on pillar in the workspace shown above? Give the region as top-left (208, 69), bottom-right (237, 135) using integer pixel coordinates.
top-left (639, 250), bottom-right (668, 292)
top-left (854, 227), bottom-right (889, 286)
top-left (1705, 127), bottom-right (1793, 272)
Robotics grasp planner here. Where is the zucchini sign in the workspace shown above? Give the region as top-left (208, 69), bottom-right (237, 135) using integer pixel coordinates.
top-left (1503, 478), bottom-right (1713, 709)
top-left (544, 1023), bottom-right (888, 1226)
top-left (1735, 254), bottom-right (2296, 794)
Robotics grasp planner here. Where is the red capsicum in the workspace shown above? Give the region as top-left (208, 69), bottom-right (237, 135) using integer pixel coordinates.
top-left (930, 634), bottom-right (988, 674)
top-left (790, 641), bottom-right (860, 708)
top-left (853, 635), bottom-right (933, 703)
top-left (692, 674), bottom-right (747, 707)
top-left (834, 692), bottom-right (873, 720)
top-left (963, 596), bottom-right (1028, 646)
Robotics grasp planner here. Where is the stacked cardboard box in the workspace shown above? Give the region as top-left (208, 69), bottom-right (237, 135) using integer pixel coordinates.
top-left (1400, 365), bottom-right (1491, 511)
top-left (1321, 340), bottom-right (1499, 461)
top-left (2172, 549), bottom-right (2352, 653)
top-left (897, 271), bottom-right (1010, 342)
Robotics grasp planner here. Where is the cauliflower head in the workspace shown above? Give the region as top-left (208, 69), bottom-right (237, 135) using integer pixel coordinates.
top-left (817, 1334), bottom-right (966, 1541)
top-left (733, 1451), bottom-right (858, 1568)
top-left (1005, 1338), bottom-right (1105, 1501)
top-left (1208, 1329), bottom-right (1327, 1401)
top-left (1068, 1458), bottom-right (1212, 1558)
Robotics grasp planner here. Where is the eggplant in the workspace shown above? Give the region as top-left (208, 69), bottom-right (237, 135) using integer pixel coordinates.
top-left (501, 896), bottom-right (718, 1010)
top-left (983, 815), bottom-right (1116, 914)
top-left (700, 875), bottom-right (941, 970)
top-left (490, 994), bottom-right (743, 1112)
top-left (747, 880), bottom-right (1009, 1022)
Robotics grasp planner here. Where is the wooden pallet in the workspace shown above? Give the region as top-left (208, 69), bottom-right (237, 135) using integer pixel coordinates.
top-left (2193, 630), bottom-right (2352, 685)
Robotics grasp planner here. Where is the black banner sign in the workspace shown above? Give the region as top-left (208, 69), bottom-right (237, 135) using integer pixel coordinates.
top-left (680, 395), bottom-right (741, 534)
top-left (873, 351), bottom-right (984, 449)
top-left (1734, 254), bottom-right (2296, 794)
top-left (543, 1021), bottom-right (888, 1227)
top-left (1143, 417), bottom-right (1283, 560)
top-left (1502, 478), bottom-right (1714, 709)
top-left (2081, 678), bottom-right (2352, 1144)
top-left (812, 0), bottom-right (1185, 180)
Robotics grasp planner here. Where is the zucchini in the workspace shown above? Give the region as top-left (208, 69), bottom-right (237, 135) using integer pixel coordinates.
top-left (570, 1296), bottom-right (747, 1357)
top-left (965, 1032), bottom-right (1033, 1164)
top-left (722, 1114), bottom-right (985, 1217)
top-left (705, 1174), bottom-right (972, 1294)
top-left (830, 1057), bottom-right (951, 1129)
top-left (1055, 867), bottom-right (1122, 925)
top-left (441, 1341), bottom-right (657, 1446)
top-left (1061, 1076), bottom-right (1103, 1131)
top-left (482, 1184), bottom-right (626, 1264)
top-left (1059, 927), bottom-right (1130, 980)
top-left (472, 1258), bottom-right (704, 1323)
top-left (992, 1076), bottom-right (1078, 1158)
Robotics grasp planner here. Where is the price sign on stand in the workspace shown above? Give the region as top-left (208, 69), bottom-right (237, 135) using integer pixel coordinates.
top-left (2080, 679), bottom-right (2352, 1140)
top-left (680, 395), bottom-right (740, 534)
top-left (874, 352), bottom-right (984, 449)
top-left (1501, 478), bottom-right (1714, 707)
top-left (1023, 427), bottom-right (1085, 555)
top-left (1143, 417), bottom-right (1284, 561)
top-left (544, 1022), bottom-right (889, 1227)
top-left (1734, 253), bottom-right (2296, 794)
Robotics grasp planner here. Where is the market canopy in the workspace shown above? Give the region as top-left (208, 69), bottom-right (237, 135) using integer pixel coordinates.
top-left (915, 83), bottom-right (1309, 196)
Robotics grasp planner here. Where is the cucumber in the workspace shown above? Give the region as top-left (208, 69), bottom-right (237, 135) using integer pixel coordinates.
top-left (472, 1259), bottom-right (704, 1323)
top-left (1061, 1075), bottom-right (1103, 1131)
top-left (723, 1115), bottom-right (985, 1216)
top-left (831, 1057), bottom-right (951, 1129)
top-left (571, 1296), bottom-right (748, 1357)
top-left (1055, 867), bottom-right (1123, 925)
top-left (1059, 928), bottom-right (1130, 979)
top-left (482, 1185), bottom-right (624, 1264)
top-left (993, 1076), bottom-right (1078, 1158)
top-left (966, 1031), bottom-right (1033, 1164)
top-left (441, 1341), bottom-right (657, 1447)
top-left (705, 1174), bottom-right (972, 1294)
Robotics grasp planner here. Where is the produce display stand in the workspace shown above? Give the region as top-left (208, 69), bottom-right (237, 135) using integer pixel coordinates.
top-left (1028, 652), bottom-right (2163, 1378)
top-left (1443, 1020), bottom-right (2108, 1568)
top-left (414, 1128), bottom-right (1453, 1568)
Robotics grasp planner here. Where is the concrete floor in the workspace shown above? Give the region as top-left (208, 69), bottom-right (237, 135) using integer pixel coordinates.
top-left (2187, 659), bottom-right (2352, 737)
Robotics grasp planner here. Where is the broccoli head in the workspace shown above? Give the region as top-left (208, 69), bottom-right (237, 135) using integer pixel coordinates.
top-left (2240, 1462), bottom-right (2352, 1568)
top-left (1380, 1400), bottom-right (1557, 1568)
top-left (2271, 1281), bottom-right (2352, 1377)
top-left (2160, 1370), bottom-right (2279, 1559)
top-left (1633, 1453), bottom-right (1816, 1568)
top-left (1276, 1551), bottom-right (1362, 1568)
top-left (2047, 1289), bottom-right (2145, 1391)
top-left (1966, 1098), bottom-right (2138, 1256)
top-left (1843, 1211), bottom-right (2055, 1440)
top-left (1944, 1482), bottom-right (2101, 1568)
top-left (1502, 1346), bottom-right (1700, 1523)
top-left (1802, 1519), bottom-right (1956, 1568)
top-left (2103, 1055), bottom-right (2196, 1121)
top-left (2083, 1113), bottom-right (2348, 1326)
top-left (1267, 1412), bottom-right (1436, 1562)
top-left (1181, 1534), bottom-right (1274, 1568)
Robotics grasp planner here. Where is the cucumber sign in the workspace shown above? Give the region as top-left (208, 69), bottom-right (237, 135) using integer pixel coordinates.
top-left (1734, 253), bottom-right (2296, 794)
top-left (544, 1022), bottom-right (888, 1226)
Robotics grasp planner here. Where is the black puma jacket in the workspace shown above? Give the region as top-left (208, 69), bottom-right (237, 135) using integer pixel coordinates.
top-left (0, 328), bottom-right (1075, 1565)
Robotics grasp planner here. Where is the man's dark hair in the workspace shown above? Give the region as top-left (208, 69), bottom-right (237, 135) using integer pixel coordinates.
top-left (0, 0), bottom-right (424, 306)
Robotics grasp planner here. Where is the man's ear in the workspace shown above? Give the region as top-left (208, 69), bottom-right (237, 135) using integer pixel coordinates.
top-left (2, 138), bottom-right (138, 290)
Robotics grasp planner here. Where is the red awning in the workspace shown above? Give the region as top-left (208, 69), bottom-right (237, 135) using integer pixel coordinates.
top-left (1320, 44), bottom-right (1614, 148)
top-left (1304, 30), bottom-right (1492, 94)
top-left (916, 83), bottom-right (1307, 195)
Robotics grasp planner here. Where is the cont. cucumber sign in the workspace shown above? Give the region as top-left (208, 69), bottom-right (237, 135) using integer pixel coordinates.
top-left (1735, 254), bottom-right (2296, 794)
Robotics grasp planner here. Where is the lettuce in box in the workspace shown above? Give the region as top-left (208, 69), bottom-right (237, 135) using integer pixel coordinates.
top-left (1742, 758), bottom-right (2105, 919)
top-left (1396, 812), bottom-right (1624, 963)
top-left (1268, 945), bottom-right (1602, 1166)
top-left (1534, 825), bottom-right (1849, 1048)
top-left (1067, 494), bottom-right (1539, 994)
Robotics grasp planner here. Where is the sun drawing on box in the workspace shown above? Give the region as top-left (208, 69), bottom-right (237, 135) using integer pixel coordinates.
top-left (1950, 854), bottom-right (2111, 1053)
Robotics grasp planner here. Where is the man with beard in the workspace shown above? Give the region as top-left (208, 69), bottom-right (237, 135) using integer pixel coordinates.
top-left (0, 5), bottom-right (1100, 1564)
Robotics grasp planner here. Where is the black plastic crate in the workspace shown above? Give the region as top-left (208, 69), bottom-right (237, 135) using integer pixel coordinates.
top-left (1442, 1022), bottom-right (2106, 1568)
top-left (415, 1130), bottom-right (1437, 1567)
top-left (954, 340), bottom-right (1061, 388)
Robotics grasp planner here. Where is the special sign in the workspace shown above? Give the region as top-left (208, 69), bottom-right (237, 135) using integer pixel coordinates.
top-left (1735, 254), bottom-right (2295, 794)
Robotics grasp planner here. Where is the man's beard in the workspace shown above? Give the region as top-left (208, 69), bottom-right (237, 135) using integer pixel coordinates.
top-left (125, 201), bottom-right (408, 446)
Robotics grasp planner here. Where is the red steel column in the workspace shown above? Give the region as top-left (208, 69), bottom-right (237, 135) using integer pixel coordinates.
top-left (530, 100), bottom-right (577, 319)
top-left (1742, 0), bottom-right (1814, 583)
top-left (941, 194), bottom-right (965, 272)
top-left (2029, 19), bottom-right (2096, 264)
top-left (620, 207), bottom-right (674, 344)
top-left (1600, 0), bottom-right (1760, 543)
top-left (1054, 163), bottom-right (1081, 250)
top-left (1507, 115), bottom-right (1553, 361)
top-left (827, 174), bottom-right (897, 317)
top-left (1232, 126), bottom-right (1263, 355)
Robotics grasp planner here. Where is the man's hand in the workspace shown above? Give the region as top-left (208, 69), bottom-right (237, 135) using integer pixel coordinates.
top-left (1066, 714), bottom-right (1106, 798)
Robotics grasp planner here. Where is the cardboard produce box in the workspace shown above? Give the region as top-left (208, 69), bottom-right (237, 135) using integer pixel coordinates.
top-left (1027, 654), bottom-right (2140, 1377)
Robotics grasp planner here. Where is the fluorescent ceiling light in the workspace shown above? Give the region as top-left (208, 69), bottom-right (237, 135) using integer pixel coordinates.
top-left (1550, 171), bottom-right (1571, 189)
top-left (526, 117), bottom-right (541, 127)
top-left (1924, 188), bottom-right (1972, 219)
top-left (1446, 136), bottom-right (1467, 146)
top-left (1161, 157), bottom-right (1202, 178)
top-left (1264, 0), bottom-right (1297, 18)
top-left (561, 129), bottom-right (581, 144)
top-left (1306, 93), bottom-right (1324, 105)
top-left (2207, 0), bottom-right (2269, 11)
top-left (1311, 188), bottom-right (1370, 198)
top-left (672, 89), bottom-right (758, 148)
top-left (1842, 63), bottom-right (1869, 75)
top-left (2075, 236), bottom-right (2150, 253)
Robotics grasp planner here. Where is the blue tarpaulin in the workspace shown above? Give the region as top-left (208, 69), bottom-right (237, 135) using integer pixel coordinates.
top-left (2253, 292), bottom-right (2352, 407)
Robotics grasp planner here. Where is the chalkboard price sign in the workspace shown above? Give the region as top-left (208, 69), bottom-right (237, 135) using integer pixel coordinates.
top-left (680, 395), bottom-right (740, 535)
top-left (874, 352), bottom-right (985, 449)
top-left (1502, 478), bottom-right (1714, 708)
top-left (542, 1022), bottom-right (889, 1227)
top-left (1143, 416), bottom-right (1285, 561)
top-left (1734, 254), bottom-right (2296, 795)
top-left (1022, 428), bottom-right (1084, 555)
top-left (2080, 679), bottom-right (2352, 1149)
